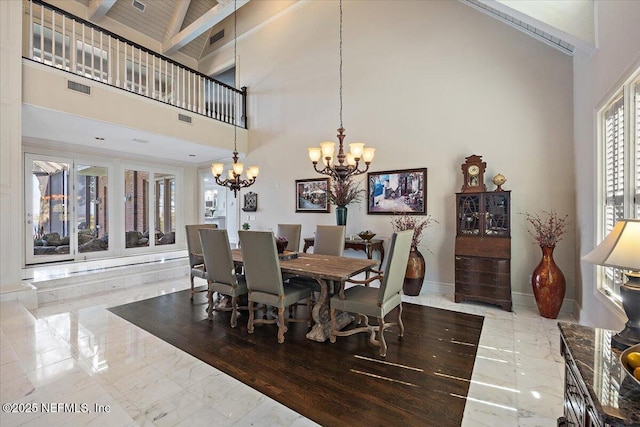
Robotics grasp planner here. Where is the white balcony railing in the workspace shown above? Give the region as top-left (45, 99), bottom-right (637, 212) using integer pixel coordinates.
top-left (23, 0), bottom-right (246, 128)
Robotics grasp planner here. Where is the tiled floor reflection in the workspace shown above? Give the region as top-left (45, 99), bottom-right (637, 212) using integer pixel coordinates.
top-left (1, 275), bottom-right (574, 426)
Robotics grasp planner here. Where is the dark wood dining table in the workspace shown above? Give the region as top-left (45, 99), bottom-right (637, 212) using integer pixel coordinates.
top-left (231, 249), bottom-right (378, 342)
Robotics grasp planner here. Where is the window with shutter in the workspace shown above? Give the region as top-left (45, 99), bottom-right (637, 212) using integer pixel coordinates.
top-left (597, 69), bottom-right (640, 303)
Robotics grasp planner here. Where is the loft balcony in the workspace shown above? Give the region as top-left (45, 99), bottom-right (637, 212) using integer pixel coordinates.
top-left (21, 0), bottom-right (247, 162)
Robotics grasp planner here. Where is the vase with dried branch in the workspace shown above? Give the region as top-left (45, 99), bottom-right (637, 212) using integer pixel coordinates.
top-left (390, 213), bottom-right (438, 296)
top-left (328, 177), bottom-right (364, 226)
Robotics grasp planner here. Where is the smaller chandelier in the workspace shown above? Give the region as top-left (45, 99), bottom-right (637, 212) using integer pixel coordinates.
top-left (211, 144), bottom-right (259, 198)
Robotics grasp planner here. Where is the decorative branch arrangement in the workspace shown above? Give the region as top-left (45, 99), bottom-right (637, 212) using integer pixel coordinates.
top-left (328, 177), bottom-right (364, 207)
top-left (522, 210), bottom-right (570, 247)
top-left (390, 212), bottom-right (437, 249)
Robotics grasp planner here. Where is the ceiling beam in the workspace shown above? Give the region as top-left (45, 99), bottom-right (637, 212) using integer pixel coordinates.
top-left (162, 0), bottom-right (250, 55)
top-left (164, 0), bottom-right (192, 43)
top-left (87, 0), bottom-right (116, 22)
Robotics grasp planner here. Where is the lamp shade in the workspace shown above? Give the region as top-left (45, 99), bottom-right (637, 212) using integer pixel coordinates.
top-left (582, 219), bottom-right (640, 270)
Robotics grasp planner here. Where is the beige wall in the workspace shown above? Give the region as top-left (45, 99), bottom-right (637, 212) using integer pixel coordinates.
top-left (202, 0), bottom-right (576, 307)
top-left (573, 1), bottom-right (640, 329)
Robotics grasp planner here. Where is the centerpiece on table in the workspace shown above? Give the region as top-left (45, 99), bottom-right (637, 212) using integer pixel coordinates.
top-left (523, 210), bottom-right (570, 319)
top-left (390, 213), bottom-right (437, 296)
top-left (328, 177), bottom-right (364, 226)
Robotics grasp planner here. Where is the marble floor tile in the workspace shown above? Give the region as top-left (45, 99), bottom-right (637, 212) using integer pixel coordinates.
top-left (1, 273), bottom-right (574, 426)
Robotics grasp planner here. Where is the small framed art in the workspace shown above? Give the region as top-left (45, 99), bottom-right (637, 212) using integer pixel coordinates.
top-left (295, 178), bottom-right (330, 213)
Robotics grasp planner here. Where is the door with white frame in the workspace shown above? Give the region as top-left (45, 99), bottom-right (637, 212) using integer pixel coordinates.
top-left (25, 154), bottom-right (113, 264)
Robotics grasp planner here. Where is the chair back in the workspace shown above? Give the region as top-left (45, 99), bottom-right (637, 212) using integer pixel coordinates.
top-left (185, 224), bottom-right (217, 267)
top-left (276, 224), bottom-right (301, 252)
top-left (239, 231), bottom-right (284, 296)
top-left (199, 228), bottom-right (237, 286)
top-left (378, 230), bottom-right (413, 303)
top-left (314, 225), bottom-right (345, 256)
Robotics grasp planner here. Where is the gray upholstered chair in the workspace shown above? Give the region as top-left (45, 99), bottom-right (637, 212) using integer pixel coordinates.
top-left (185, 223), bottom-right (218, 299)
top-left (313, 225), bottom-right (345, 256)
top-left (239, 230), bottom-right (312, 343)
top-left (276, 224), bottom-right (302, 252)
top-left (199, 228), bottom-right (248, 327)
top-left (289, 225), bottom-right (346, 294)
top-left (329, 229), bottom-right (413, 357)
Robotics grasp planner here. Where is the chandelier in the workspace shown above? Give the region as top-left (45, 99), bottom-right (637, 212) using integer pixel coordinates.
top-left (308, 0), bottom-right (375, 183)
top-left (210, 0), bottom-right (258, 198)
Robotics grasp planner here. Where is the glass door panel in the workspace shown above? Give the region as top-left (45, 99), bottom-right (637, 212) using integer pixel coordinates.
top-left (77, 165), bottom-right (109, 254)
top-left (124, 169), bottom-right (149, 248)
top-left (154, 173), bottom-right (175, 245)
top-left (26, 155), bottom-right (73, 264)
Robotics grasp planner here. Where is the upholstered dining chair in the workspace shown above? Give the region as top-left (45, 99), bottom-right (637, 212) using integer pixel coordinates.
top-left (329, 229), bottom-right (413, 357)
top-left (199, 228), bottom-right (248, 328)
top-left (239, 230), bottom-right (312, 343)
top-left (276, 224), bottom-right (302, 252)
top-left (185, 223), bottom-right (217, 299)
top-left (289, 225), bottom-right (346, 294)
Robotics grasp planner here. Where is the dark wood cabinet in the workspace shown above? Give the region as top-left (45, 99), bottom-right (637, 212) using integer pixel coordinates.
top-left (558, 322), bottom-right (639, 427)
top-left (454, 191), bottom-right (512, 311)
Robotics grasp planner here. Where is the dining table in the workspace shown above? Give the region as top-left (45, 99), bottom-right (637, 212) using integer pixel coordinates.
top-left (231, 249), bottom-right (378, 342)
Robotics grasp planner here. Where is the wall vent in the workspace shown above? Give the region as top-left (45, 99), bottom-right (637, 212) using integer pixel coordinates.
top-left (131, 0), bottom-right (146, 12)
top-left (209, 30), bottom-right (224, 46)
top-left (178, 114), bottom-right (192, 124)
top-left (67, 80), bottom-right (91, 95)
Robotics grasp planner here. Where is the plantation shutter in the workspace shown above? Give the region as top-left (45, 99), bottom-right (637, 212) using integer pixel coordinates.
top-left (603, 96), bottom-right (625, 294)
top-left (635, 81), bottom-right (640, 218)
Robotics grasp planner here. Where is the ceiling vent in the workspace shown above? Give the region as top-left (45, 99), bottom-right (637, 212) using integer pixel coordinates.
top-left (131, 0), bottom-right (146, 13)
top-left (209, 30), bottom-right (225, 46)
top-left (67, 80), bottom-right (91, 95)
top-left (462, 0), bottom-right (575, 55)
top-left (178, 114), bottom-right (192, 124)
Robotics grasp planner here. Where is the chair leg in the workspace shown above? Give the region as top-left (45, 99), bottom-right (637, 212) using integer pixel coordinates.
top-left (397, 304), bottom-right (404, 337)
top-left (207, 287), bottom-right (214, 320)
top-left (306, 297), bottom-right (312, 327)
top-left (190, 275), bottom-right (195, 299)
top-left (248, 301), bottom-right (255, 334)
top-left (277, 307), bottom-right (288, 344)
top-left (377, 316), bottom-right (388, 357)
top-left (230, 296), bottom-right (238, 328)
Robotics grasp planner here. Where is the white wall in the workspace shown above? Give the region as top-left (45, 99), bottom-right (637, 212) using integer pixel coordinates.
top-left (573, 1), bottom-right (640, 329)
top-left (202, 0), bottom-right (575, 304)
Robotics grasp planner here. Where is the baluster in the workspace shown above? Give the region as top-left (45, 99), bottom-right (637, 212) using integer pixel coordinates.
top-left (99, 32), bottom-right (104, 81)
top-left (116, 38), bottom-right (120, 87)
top-left (187, 71), bottom-right (191, 110)
top-left (145, 51), bottom-right (149, 96)
top-left (51, 8), bottom-right (56, 67)
top-left (170, 62), bottom-right (174, 104)
top-left (138, 47), bottom-right (142, 94)
top-left (91, 27), bottom-right (95, 80)
top-left (71, 19), bottom-right (76, 74)
top-left (62, 14), bottom-right (66, 70)
top-left (81, 24), bottom-right (85, 76)
top-left (151, 55), bottom-right (155, 99)
top-left (107, 36), bottom-right (111, 84)
top-left (29, 0), bottom-right (33, 59)
top-left (39, 5), bottom-right (44, 63)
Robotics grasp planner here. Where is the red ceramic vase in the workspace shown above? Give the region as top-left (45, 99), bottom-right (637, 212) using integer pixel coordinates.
top-left (403, 247), bottom-right (425, 296)
top-left (531, 245), bottom-right (566, 319)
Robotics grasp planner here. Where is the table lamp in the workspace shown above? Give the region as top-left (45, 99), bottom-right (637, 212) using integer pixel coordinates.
top-left (582, 219), bottom-right (640, 350)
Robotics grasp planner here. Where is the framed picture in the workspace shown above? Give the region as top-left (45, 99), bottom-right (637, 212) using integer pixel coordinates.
top-left (295, 178), bottom-right (330, 213)
top-left (367, 168), bottom-right (427, 214)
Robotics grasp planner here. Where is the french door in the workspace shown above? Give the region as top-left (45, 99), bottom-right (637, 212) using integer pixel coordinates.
top-left (25, 154), bottom-right (111, 264)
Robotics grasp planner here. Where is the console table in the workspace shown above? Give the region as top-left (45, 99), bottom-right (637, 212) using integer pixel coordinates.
top-left (303, 237), bottom-right (384, 266)
top-left (558, 322), bottom-right (640, 427)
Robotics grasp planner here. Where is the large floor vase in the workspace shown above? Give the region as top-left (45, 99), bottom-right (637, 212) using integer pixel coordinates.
top-left (403, 247), bottom-right (425, 296)
top-left (531, 245), bottom-right (566, 319)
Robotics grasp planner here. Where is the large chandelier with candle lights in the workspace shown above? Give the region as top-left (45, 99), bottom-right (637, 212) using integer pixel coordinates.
top-left (308, 0), bottom-right (375, 182)
top-left (211, 0), bottom-right (258, 197)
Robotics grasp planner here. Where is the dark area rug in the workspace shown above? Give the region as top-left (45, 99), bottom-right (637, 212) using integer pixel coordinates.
top-left (109, 288), bottom-right (483, 426)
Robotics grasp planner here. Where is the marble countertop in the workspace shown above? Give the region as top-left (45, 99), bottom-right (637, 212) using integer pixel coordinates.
top-left (558, 322), bottom-right (640, 426)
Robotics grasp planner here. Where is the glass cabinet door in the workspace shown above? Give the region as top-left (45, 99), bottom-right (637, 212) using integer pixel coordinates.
top-left (485, 193), bottom-right (510, 237)
top-left (457, 194), bottom-right (481, 235)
